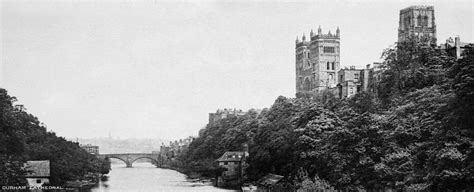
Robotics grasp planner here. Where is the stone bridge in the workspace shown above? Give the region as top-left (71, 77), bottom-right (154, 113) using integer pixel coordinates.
top-left (98, 153), bottom-right (161, 168)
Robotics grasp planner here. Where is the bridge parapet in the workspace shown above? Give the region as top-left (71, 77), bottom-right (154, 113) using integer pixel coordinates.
top-left (98, 153), bottom-right (161, 168)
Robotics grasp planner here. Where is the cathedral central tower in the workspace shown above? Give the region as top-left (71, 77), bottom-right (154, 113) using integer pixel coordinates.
top-left (398, 5), bottom-right (436, 44)
top-left (295, 26), bottom-right (340, 97)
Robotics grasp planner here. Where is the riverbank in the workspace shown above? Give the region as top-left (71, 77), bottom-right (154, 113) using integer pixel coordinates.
top-left (160, 165), bottom-right (213, 181)
top-left (64, 173), bottom-right (105, 190)
top-left (161, 164), bottom-right (242, 190)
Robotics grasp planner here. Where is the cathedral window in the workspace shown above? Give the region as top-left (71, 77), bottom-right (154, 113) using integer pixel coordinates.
top-left (417, 15), bottom-right (422, 26)
top-left (327, 62), bottom-right (330, 70)
top-left (323, 46), bottom-right (335, 53)
top-left (332, 62), bottom-right (335, 70)
top-left (417, 15), bottom-right (429, 27)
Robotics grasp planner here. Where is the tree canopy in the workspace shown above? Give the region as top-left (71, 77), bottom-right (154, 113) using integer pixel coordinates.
top-left (178, 41), bottom-right (474, 191)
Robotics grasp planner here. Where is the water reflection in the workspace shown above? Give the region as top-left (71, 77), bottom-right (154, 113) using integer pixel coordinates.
top-left (88, 163), bottom-right (237, 192)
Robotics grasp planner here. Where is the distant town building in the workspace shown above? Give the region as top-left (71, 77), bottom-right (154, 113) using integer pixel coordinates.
top-left (398, 5), bottom-right (436, 44)
top-left (80, 144), bottom-right (99, 155)
top-left (216, 151), bottom-right (248, 187)
top-left (295, 26), bottom-right (341, 96)
top-left (24, 160), bottom-right (50, 187)
top-left (169, 136), bottom-right (194, 156)
top-left (159, 136), bottom-right (194, 164)
top-left (440, 36), bottom-right (474, 59)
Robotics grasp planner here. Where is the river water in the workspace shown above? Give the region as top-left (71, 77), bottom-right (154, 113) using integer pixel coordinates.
top-left (89, 163), bottom-right (237, 192)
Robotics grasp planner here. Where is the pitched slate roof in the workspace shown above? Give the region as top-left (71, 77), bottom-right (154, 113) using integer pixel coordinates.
top-left (216, 151), bottom-right (245, 162)
top-left (257, 173), bottom-right (284, 186)
top-left (25, 160), bottom-right (50, 177)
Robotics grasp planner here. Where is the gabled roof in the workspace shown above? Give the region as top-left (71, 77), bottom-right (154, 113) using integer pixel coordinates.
top-left (257, 173), bottom-right (284, 186)
top-left (25, 160), bottom-right (50, 177)
top-left (216, 151), bottom-right (245, 162)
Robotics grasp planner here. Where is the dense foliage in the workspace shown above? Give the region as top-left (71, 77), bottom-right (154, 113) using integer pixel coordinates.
top-left (0, 89), bottom-right (110, 185)
top-left (180, 41), bottom-right (474, 190)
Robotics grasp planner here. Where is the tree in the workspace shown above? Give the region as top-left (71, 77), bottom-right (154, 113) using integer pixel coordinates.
top-left (377, 38), bottom-right (454, 107)
top-left (0, 88), bottom-right (110, 185)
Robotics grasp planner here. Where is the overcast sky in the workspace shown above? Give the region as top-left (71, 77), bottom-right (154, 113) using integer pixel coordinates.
top-left (1, 0), bottom-right (472, 140)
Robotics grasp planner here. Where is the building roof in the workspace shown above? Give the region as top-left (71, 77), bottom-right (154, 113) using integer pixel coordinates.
top-left (257, 173), bottom-right (284, 186)
top-left (216, 151), bottom-right (245, 162)
top-left (443, 41), bottom-right (471, 48)
top-left (25, 160), bottom-right (50, 177)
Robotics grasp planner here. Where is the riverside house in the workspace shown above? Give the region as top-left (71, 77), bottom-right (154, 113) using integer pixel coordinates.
top-left (216, 151), bottom-right (248, 187)
top-left (24, 160), bottom-right (50, 187)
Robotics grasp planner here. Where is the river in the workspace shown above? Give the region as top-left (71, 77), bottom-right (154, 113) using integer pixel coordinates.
top-left (88, 163), bottom-right (238, 192)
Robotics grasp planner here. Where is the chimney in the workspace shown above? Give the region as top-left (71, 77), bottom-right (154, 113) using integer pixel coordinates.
top-left (455, 36), bottom-right (461, 59)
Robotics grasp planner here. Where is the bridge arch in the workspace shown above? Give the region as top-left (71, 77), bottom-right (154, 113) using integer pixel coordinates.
top-left (106, 156), bottom-right (133, 168)
top-left (130, 156), bottom-right (160, 166)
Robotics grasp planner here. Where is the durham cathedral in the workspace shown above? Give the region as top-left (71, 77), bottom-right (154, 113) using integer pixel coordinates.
top-left (294, 5), bottom-right (450, 98)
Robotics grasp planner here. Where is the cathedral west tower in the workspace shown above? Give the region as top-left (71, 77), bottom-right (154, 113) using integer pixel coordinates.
top-left (295, 26), bottom-right (340, 97)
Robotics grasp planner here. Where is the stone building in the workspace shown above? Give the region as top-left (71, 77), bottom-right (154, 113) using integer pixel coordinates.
top-left (209, 108), bottom-right (246, 124)
top-left (440, 36), bottom-right (473, 59)
top-left (335, 65), bottom-right (373, 98)
top-left (398, 5), bottom-right (436, 44)
top-left (80, 144), bottom-right (99, 155)
top-left (337, 66), bottom-right (362, 98)
top-left (216, 151), bottom-right (248, 187)
top-left (159, 136), bottom-right (194, 163)
top-left (295, 26), bottom-right (340, 97)
top-left (24, 160), bottom-right (50, 187)
top-left (368, 62), bottom-right (384, 97)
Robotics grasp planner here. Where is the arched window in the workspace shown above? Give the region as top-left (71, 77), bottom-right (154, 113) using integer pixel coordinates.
top-left (327, 62), bottom-right (330, 70)
top-left (329, 74), bottom-right (333, 80)
top-left (417, 15), bottom-right (423, 26)
top-left (304, 78), bottom-right (311, 91)
top-left (404, 17), bottom-right (411, 29)
top-left (332, 62), bottom-right (335, 70)
top-left (423, 16), bottom-right (429, 26)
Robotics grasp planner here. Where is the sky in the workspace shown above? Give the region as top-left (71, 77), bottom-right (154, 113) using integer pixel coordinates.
top-left (0, 0), bottom-right (472, 140)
